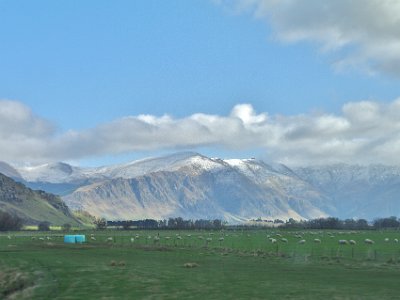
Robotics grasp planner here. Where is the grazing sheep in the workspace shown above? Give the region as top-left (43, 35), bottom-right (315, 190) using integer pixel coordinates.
top-left (153, 236), bottom-right (160, 243)
top-left (270, 238), bottom-right (277, 244)
top-left (176, 236), bottom-right (182, 240)
top-left (275, 233), bottom-right (282, 237)
top-left (183, 262), bottom-right (199, 268)
top-left (313, 239), bottom-right (321, 243)
top-left (294, 234), bottom-right (302, 239)
top-left (206, 237), bottom-right (212, 242)
top-left (281, 238), bottom-right (288, 243)
top-left (130, 237), bottom-right (135, 243)
top-left (298, 239), bottom-right (306, 244)
top-left (147, 235), bottom-right (152, 239)
top-left (135, 234), bottom-right (140, 239)
top-left (106, 237), bottom-right (113, 242)
top-left (364, 238), bottom-right (375, 244)
top-left (7, 235), bottom-right (11, 240)
top-left (46, 236), bottom-right (51, 240)
top-left (187, 234), bottom-right (192, 238)
top-left (90, 236), bottom-right (96, 241)
top-left (165, 236), bottom-right (170, 240)
top-left (384, 238), bottom-right (390, 242)
top-left (218, 237), bottom-right (224, 242)
top-left (338, 240), bottom-right (348, 245)
top-left (394, 238), bottom-right (399, 243)
top-left (39, 237), bottom-right (44, 241)
top-left (198, 236), bottom-right (204, 240)
top-left (349, 240), bottom-right (356, 245)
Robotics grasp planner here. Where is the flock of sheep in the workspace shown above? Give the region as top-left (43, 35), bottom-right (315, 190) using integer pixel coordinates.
top-left (3, 231), bottom-right (400, 250)
top-left (265, 231), bottom-right (400, 246)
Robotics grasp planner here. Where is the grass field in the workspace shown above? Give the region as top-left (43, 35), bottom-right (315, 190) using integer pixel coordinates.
top-left (2, 229), bottom-right (400, 299)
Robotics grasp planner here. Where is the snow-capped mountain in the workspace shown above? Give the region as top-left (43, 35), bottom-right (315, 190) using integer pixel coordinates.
top-left (4, 152), bottom-right (400, 222)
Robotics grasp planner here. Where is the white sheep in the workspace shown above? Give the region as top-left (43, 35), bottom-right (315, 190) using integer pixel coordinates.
top-left (7, 235), bottom-right (11, 240)
top-left (338, 240), bottom-right (348, 245)
top-left (106, 237), bottom-right (113, 242)
top-left (176, 236), bottom-right (182, 240)
top-left (90, 236), bottom-right (96, 241)
top-left (39, 237), bottom-right (44, 241)
top-left (384, 238), bottom-right (390, 242)
top-left (46, 236), bottom-right (51, 240)
top-left (198, 236), bottom-right (204, 240)
top-left (364, 238), bottom-right (374, 244)
top-left (270, 238), bottom-right (277, 244)
top-left (206, 237), bottom-right (212, 242)
top-left (281, 238), bottom-right (288, 243)
top-left (187, 234), bottom-right (192, 238)
top-left (165, 236), bottom-right (170, 240)
top-left (298, 239), bottom-right (306, 244)
top-left (394, 238), bottom-right (399, 243)
top-left (130, 237), bottom-right (135, 243)
top-left (153, 236), bottom-right (160, 243)
top-left (313, 238), bottom-right (321, 243)
top-left (218, 237), bottom-right (224, 242)
top-left (349, 240), bottom-right (356, 245)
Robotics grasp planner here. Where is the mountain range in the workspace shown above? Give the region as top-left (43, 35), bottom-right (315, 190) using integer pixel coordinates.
top-left (2, 152), bottom-right (400, 222)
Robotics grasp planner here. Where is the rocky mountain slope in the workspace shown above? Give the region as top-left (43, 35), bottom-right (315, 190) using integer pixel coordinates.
top-left (3, 152), bottom-right (400, 222)
top-left (0, 172), bottom-right (79, 225)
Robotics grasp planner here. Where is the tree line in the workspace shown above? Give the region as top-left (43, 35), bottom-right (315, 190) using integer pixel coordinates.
top-left (2, 211), bottom-right (400, 231)
top-left (282, 216), bottom-right (400, 230)
top-left (101, 217), bottom-right (225, 230)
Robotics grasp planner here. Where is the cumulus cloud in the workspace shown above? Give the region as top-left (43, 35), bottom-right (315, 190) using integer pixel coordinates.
top-left (216, 0), bottom-right (400, 76)
top-left (3, 99), bottom-right (400, 165)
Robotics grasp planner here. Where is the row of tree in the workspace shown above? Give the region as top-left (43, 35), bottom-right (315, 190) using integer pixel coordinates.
top-left (283, 216), bottom-right (400, 230)
top-left (101, 217), bottom-right (225, 230)
top-left (2, 211), bottom-right (400, 232)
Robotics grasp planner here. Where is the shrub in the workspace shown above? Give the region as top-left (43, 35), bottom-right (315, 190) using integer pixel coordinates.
top-left (38, 221), bottom-right (50, 231)
top-left (0, 211), bottom-right (23, 231)
top-left (94, 218), bottom-right (107, 230)
top-left (62, 223), bottom-right (72, 231)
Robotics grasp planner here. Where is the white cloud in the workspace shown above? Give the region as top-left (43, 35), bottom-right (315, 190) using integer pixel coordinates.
top-left (217, 0), bottom-right (400, 76)
top-left (3, 99), bottom-right (400, 165)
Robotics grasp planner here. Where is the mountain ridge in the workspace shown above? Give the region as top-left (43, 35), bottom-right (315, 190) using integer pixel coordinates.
top-left (0, 172), bottom-right (80, 225)
top-left (3, 152), bottom-right (400, 222)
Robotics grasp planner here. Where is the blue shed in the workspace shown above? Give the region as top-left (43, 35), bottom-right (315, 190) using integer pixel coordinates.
top-left (75, 235), bottom-right (86, 243)
top-left (64, 235), bottom-right (86, 244)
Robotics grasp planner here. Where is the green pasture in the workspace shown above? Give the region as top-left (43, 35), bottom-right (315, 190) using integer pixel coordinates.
top-left (1, 229), bottom-right (400, 299)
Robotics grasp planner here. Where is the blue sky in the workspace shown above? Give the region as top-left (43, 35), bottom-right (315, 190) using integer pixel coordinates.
top-left (1, 0), bottom-right (400, 166)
